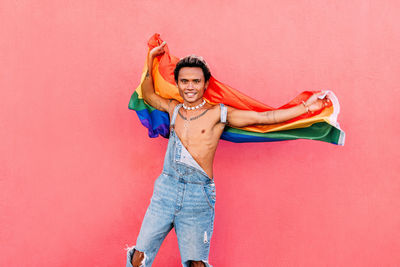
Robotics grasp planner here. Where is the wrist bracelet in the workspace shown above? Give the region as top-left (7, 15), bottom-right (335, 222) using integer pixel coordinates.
top-left (302, 101), bottom-right (309, 113)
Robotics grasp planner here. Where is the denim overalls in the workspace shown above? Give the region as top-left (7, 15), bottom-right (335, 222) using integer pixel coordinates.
top-left (126, 104), bottom-right (227, 267)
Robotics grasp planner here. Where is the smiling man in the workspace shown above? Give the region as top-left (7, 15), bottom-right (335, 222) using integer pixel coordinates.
top-left (127, 42), bottom-right (328, 267)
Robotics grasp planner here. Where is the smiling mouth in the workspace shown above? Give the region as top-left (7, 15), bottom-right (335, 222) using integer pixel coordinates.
top-left (185, 92), bottom-right (196, 97)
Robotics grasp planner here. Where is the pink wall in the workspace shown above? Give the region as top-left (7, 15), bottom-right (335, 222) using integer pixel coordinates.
top-left (1, 1), bottom-right (399, 266)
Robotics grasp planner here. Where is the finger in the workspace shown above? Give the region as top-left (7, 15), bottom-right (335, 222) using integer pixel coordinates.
top-left (317, 91), bottom-right (328, 100)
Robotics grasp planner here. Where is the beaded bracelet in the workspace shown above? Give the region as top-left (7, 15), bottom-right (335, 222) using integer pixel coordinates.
top-left (302, 101), bottom-right (310, 113)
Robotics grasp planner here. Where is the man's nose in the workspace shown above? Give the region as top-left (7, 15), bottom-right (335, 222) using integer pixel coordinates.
top-left (187, 82), bottom-right (195, 89)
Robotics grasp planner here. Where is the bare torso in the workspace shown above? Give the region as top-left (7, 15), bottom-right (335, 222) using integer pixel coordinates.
top-left (170, 103), bottom-right (225, 179)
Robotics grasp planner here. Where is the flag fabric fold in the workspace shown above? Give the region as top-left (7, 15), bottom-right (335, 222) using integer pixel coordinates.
top-left (129, 33), bottom-right (345, 145)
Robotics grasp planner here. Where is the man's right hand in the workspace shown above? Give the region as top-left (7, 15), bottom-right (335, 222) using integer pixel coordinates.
top-left (149, 41), bottom-right (166, 58)
top-left (142, 40), bottom-right (177, 114)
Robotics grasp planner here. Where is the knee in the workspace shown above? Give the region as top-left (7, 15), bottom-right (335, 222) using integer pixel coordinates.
top-left (131, 249), bottom-right (145, 267)
top-left (190, 261), bottom-right (205, 267)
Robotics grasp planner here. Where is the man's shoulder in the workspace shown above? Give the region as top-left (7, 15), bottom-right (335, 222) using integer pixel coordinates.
top-left (207, 102), bottom-right (229, 109)
top-left (167, 99), bottom-right (181, 115)
top-left (205, 103), bottom-right (223, 113)
top-left (204, 103), bottom-right (229, 124)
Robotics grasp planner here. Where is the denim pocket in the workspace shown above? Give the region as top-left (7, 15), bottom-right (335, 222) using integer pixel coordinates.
top-left (151, 174), bottom-right (165, 202)
top-left (202, 183), bottom-right (216, 209)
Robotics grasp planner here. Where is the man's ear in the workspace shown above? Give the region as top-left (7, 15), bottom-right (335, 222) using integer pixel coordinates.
top-left (204, 80), bottom-right (209, 90)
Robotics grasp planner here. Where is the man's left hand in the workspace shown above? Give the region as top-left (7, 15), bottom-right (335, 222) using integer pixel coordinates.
top-left (305, 91), bottom-right (330, 112)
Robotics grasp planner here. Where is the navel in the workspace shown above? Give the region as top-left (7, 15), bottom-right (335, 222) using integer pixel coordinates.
top-left (201, 129), bottom-right (205, 134)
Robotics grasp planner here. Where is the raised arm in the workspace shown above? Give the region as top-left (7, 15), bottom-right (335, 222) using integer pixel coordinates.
top-left (142, 41), bottom-right (178, 113)
top-left (226, 92), bottom-right (330, 128)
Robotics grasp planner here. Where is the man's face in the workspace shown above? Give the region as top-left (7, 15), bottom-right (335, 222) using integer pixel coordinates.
top-left (177, 67), bottom-right (209, 104)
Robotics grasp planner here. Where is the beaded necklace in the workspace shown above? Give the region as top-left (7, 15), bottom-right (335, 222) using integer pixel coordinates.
top-left (182, 99), bottom-right (206, 110)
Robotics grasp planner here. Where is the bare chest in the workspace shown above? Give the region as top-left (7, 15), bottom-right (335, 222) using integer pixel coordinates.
top-left (173, 108), bottom-right (222, 148)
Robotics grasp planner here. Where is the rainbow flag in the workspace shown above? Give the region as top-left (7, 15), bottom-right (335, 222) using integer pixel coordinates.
top-left (129, 34), bottom-right (345, 145)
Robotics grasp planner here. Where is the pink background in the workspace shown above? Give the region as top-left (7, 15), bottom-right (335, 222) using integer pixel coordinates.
top-left (1, 1), bottom-right (399, 266)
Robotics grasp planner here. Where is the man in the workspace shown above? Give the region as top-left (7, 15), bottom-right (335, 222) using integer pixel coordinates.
top-left (127, 41), bottom-right (328, 267)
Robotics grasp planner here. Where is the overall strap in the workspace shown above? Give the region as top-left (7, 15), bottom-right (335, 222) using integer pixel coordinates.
top-left (220, 103), bottom-right (227, 124)
top-left (171, 104), bottom-right (183, 128)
